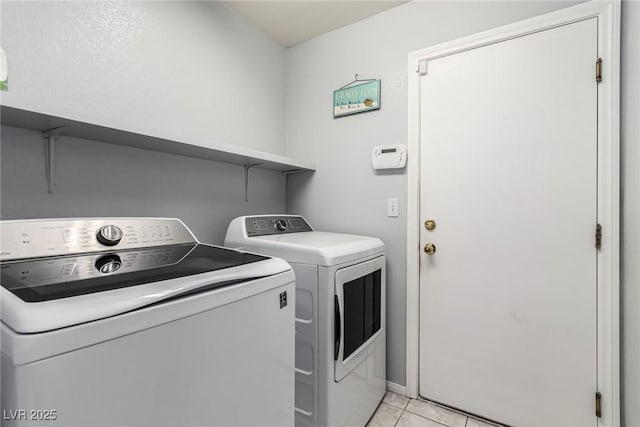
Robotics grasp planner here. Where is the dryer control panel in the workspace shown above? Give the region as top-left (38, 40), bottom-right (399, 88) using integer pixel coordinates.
top-left (245, 216), bottom-right (313, 236)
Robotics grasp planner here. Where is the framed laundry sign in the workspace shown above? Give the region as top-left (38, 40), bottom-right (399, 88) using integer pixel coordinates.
top-left (333, 76), bottom-right (381, 118)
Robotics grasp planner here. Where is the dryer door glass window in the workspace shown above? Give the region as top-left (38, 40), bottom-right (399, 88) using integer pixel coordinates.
top-left (342, 269), bottom-right (381, 359)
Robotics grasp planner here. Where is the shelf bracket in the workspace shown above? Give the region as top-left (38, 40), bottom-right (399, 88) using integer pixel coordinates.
top-left (282, 168), bottom-right (313, 193)
top-left (43, 126), bottom-right (66, 194)
top-left (282, 169), bottom-right (304, 175)
top-left (281, 169), bottom-right (313, 194)
top-left (244, 163), bottom-right (262, 202)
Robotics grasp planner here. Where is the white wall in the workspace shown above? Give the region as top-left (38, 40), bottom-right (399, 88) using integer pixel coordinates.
top-left (0, 1), bottom-right (286, 154)
top-left (621, 1), bottom-right (640, 425)
top-left (285, 0), bottom-right (589, 388)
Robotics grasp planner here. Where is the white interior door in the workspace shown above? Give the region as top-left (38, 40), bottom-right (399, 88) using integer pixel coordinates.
top-left (419, 18), bottom-right (598, 426)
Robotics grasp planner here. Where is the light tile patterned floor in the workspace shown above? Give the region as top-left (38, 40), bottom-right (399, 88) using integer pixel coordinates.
top-left (367, 392), bottom-right (505, 427)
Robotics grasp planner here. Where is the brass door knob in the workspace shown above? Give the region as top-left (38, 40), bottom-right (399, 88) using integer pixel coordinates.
top-left (424, 243), bottom-right (436, 255)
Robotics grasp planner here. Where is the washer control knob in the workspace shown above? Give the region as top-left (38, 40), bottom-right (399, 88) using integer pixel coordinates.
top-left (95, 254), bottom-right (122, 274)
top-left (276, 219), bottom-right (288, 232)
top-left (96, 225), bottom-right (123, 246)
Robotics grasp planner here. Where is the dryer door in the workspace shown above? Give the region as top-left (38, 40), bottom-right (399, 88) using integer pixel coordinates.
top-left (334, 255), bottom-right (385, 382)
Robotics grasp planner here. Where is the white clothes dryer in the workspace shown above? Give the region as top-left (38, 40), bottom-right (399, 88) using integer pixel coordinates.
top-left (225, 215), bottom-right (386, 427)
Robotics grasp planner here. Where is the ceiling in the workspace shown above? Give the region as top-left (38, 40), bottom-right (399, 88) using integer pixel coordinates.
top-left (223, 1), bottom-right (408, 47)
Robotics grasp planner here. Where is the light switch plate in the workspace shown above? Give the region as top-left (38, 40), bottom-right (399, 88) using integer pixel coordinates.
top-left (387, 198), bottom-right (399, 217)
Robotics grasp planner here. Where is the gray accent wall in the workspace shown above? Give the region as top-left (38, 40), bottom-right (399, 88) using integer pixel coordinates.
top-left (0, 126), bottom-right (286, 244)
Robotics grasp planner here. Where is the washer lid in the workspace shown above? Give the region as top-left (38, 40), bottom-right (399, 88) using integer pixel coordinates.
top-left (227, 231), bottom-right (385, 266)
top-left (1, 245), bottom-right (292, 333)
top-left (1, 244), bottom-right (271, 302)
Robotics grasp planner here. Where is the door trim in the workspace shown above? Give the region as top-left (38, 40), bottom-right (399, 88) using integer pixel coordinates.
top-left (405, 2), bottom-right (620, 426)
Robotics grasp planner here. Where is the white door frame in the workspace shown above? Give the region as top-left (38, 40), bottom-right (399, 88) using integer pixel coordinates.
top-left (405, 2), bottom-right (620, 426)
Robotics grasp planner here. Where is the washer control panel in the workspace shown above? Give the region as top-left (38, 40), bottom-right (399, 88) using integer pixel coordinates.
top-left (0, 218), bottom-right (196, 261)
top-left (245, 216), bottom-right (312, 237)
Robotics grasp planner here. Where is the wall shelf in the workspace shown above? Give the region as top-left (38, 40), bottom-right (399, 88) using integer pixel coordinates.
top-left (0, 105), bottom-right (315, 173)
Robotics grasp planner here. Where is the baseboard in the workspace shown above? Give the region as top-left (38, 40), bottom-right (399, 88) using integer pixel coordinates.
top-left (386, 381), bottom-right (406, 396)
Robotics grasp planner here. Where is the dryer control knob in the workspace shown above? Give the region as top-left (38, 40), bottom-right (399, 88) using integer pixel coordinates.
top-left (276, 219), bottom-right (288, 231)
top-left (97, 225), bottom-right (123, 246)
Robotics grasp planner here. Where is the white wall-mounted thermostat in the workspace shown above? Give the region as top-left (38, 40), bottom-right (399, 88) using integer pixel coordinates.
top-left (371, 144), bottom-right (407, 170)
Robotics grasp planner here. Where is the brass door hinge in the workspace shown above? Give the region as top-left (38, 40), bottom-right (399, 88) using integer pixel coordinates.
top-left (595, 392), bottom-right (602, 417)
top-left (596, 58), bottom-right (603, 83)
top-left (596, 224), bottom-right (602, 250)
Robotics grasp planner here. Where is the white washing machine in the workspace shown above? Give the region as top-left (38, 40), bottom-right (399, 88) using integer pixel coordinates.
top-left (225, 215), bottom-right (386, 427)
top-left (1, 217), bottom-right (295, 427)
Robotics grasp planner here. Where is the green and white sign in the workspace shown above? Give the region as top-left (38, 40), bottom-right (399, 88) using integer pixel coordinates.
top-left (333, 80), bottom-right (380, 118)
